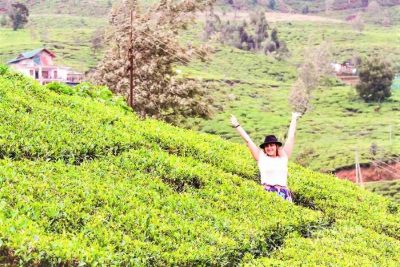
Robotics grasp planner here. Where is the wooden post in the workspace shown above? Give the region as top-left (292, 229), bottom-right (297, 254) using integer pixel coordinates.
top-left (355, 149), bottom-right (359, 185)
top-left (129, 9), bottom-right (134, 108)
top-left (359, 163), bottom-right (364, 188)
top-left (354, 148), bottom-right (364, 187)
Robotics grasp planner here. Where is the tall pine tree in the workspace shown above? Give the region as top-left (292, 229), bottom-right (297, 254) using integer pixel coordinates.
top-left (91, 0), bottom-right (214, 123)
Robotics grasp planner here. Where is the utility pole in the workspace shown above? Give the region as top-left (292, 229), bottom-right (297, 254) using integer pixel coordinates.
top-left (355, 149), bottom-right (359, 185)
top-left (129, 9), bottom-right (134, 108)
top-left (354, 148), bottom-right (364, 187)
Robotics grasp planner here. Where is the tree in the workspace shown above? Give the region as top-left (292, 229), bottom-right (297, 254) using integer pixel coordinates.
top-left (253, 11), bottom-right (268, 50)
top-left (232, 0), bottom-right (245, 18)
top-left (366, 1), bottom-right (386, 25)
top-left (203, 9), bottom-right (221, 41)
top-left (8, 2), bottom-right (29, 31)
top-left (356, 57), bottom-right (394, 102)
top-left (367, 0), bottom-right (381, 13)
top-left (271, 28), bottom-right (279, 48)
top-left (0, 15), bottom-right (8, 27)
top-left (267, 0), bottom-right (276, 10)
top-left (351, 12), bottom-right (364, 33)
top-left (289, 42), bottom-right (333, 113)
top-left (325, 0), bottom-right (335, 14)
top-left (289, 79), bottom-right (309, 114)
top-left (302, 5), bottom-right (309, 14)
top-left (381, 10), bottom-right (391, 27)
top-left (90, 0), bottom-right (214, 123)
top-left (90, 28), bottom-right (105, 56)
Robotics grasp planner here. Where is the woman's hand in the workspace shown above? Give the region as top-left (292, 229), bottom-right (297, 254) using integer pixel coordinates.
top-left (230, 115), bottom-right (240, 127)
top-left (292, 112), bottom-right (302, 120)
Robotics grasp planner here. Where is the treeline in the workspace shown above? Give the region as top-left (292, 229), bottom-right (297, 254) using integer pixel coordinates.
top-left (204, 10), bottom-right (290, 60)
top-left (0, 1), bottom-right (29, 30)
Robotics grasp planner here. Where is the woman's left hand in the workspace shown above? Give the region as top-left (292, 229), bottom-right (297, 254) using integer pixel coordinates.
top-left (292, 112), bottom-right (302, 120)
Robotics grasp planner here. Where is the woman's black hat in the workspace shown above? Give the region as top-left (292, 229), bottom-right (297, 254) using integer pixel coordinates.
top-left (259, 135), bottom-right (282, 148)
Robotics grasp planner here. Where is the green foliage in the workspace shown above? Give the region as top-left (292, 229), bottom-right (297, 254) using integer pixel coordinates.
top-left (0, 14), bottom-right (8, 27)
top-left (245, 222), bottom-right (400, 266)
top-left (356, 56), bottom-right (395, 102)
top-left (267, 0), bottom-right (276, 10)
top-left (8, 3), bottom-right (29, 31)
top-left (46, 82), bottom-right (75, 95)
top-left (204, 11), bottom-right (289, 59)
top-left (92, 0), bottom-right (213, 122)
top-left (46, 82), bottom-right (129, 110)
top-left (365, 180), bottom-right (400, 203)
top-left (0, 65), bottom-right (400, 265)
top-left (0, 64), bottom-right (9, 75)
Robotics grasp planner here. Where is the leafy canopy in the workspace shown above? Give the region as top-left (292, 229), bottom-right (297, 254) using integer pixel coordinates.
top-left (356, 56), bottom-right (395, 102)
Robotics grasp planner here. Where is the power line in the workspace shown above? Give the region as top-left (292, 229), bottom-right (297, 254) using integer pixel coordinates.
top-left (372, 160), bottom-right (400, 176)
top-left (372, 163), bottom-right (400, 180)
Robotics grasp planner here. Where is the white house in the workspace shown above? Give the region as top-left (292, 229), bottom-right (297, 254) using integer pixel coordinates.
top-left (7, 48), bottom-right (83, 85)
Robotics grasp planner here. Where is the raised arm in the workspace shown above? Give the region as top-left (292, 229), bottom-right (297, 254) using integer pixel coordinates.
top-left (283, 112), bottom-right (302, 159)
top-left (230, 115), bottom-right (260, 161)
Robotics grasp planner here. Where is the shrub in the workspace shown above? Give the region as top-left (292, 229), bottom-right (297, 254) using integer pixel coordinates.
top-left (46, 82), bottom-right (75, 95)
top-left (356, 57), bottom-right (395, 102)
top-left (0, 65), bottom-right (9, 75)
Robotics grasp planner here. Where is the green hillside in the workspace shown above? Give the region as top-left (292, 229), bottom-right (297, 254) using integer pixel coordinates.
top-left (217, 0), bottom-right (400, 13)
top-left (1, 1), bottom-right (400, 206)
top-left (16, 0), bottom-right (115, 16)
top-left (0, 67), bottom-right (399, 265)
top-left (1, 7), bottom-right (399, 213)
top-left (182, 21), bottom-right (400, 172)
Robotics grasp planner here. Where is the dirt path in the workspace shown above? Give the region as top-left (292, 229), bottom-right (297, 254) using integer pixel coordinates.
top-left (263, 12), bottom-right (344, 23)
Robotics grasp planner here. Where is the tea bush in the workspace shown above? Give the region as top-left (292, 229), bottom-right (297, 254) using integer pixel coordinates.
top-left (0, 68), bottom-right (399, 265)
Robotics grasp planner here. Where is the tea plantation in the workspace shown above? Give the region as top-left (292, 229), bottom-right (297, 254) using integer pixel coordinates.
top-left (0, 67), bottom-right (399, 265)
top-left (366, 179), bottom-right (400, 203)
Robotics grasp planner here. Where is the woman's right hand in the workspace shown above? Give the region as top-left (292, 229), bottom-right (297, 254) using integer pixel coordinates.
top-left (230, 114), bottom-right (240, 127)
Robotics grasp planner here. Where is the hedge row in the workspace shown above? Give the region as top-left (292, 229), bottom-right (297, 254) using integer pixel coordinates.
top-left (0, 152), bottom-right (323, 265)
top-left (244, 221), bottom-right (400, 266)
top-left (0, 70), bottom-right (255, 178)
top-left (1, 67), bottom-right (400, 265)
top-left (289, 164), bottom-right (400, 240)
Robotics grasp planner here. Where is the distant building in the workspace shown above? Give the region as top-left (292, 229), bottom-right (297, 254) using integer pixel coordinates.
top-left (331, 61), bottom-right (357, 76)
top-left (331, 60), bottom-right (359, 86)
top-left (7, 48), bottom-right (83, 85)
top-left (0, 2), bottom-right (8, 14)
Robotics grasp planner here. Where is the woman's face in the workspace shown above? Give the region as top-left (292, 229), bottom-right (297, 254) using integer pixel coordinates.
top-left (264, 143), bottom-right (278, 157)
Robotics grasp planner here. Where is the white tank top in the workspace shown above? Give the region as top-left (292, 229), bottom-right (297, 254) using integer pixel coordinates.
top-left (257, 150), bottom-right (288, 186)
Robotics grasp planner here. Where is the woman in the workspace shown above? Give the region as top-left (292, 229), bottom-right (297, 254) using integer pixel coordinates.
top-left (230, 112), bottom-right (302, 202)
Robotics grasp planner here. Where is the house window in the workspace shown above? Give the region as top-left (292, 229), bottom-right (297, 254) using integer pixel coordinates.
top-left (29, 70), bottom-right (34, 76)
top-left (42, 71), bottom-right (49, 79)
top-left (54, 70), bottom-right (58, 79)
